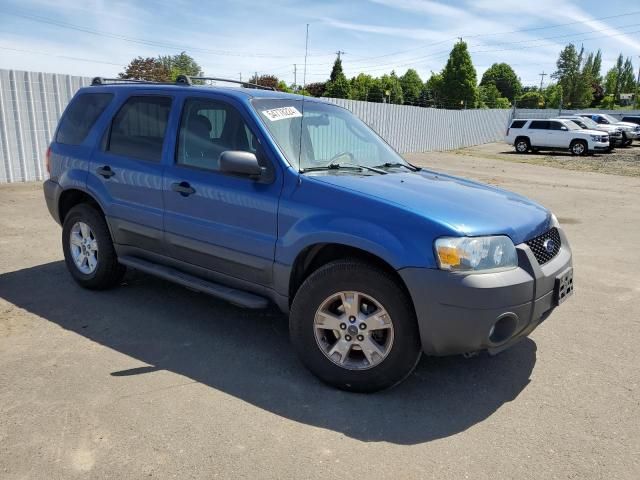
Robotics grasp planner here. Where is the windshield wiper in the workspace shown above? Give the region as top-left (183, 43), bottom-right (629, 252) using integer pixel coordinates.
top-left (301, 162), bottom-right (387, 174)
top-left (374, 162), bottom-right (420, 171)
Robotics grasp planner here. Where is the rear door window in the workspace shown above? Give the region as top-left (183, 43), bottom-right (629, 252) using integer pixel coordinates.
top-left (56, 93), bottom-right (113, 145)
top-left (106, 96), bottom-right (172, 162)
top-left (529, 120), bottom-right (549, 130)
top-left (549, 121), bottom-right (564, 130)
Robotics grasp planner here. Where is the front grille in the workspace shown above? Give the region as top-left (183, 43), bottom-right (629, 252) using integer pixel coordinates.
top-left (525, 227), bottom-right (561, 265)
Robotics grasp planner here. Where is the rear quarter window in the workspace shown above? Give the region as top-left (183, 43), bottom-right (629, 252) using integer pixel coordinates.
top-left (510, 120), bottom-right (526, 128)
top-left (56, 93), bottom-right (113, 145)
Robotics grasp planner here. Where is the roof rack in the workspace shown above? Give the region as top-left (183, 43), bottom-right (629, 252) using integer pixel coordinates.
top-left (176, 75), bottom-right (276, 91)
top-left (91, 75), bottom-right (277, 91)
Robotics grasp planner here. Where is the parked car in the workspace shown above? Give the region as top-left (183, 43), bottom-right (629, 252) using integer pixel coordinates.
top-left (621, 115), bottom-right (640, 126)
top-left (505, 118), bottom-right (609, 155)
top-left (43, 77), bottom-right (574, 392)
top-left (556, 115), bottom-right (623, 149)
top-left (577, 113), bottom-right (640, 146)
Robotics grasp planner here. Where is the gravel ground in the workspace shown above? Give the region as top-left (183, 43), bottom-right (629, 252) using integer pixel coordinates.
top-left (455, 141), bottom-right (640, 176)
top-left (1, 150), bottom-right (639, 479)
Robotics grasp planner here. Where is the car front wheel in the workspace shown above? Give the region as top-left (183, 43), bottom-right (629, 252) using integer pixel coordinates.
top-left (289, 260), bottom-right (422, 392)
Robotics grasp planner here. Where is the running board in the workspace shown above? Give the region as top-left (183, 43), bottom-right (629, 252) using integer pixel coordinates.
top-left (118, 256), bottom-right (269, 309)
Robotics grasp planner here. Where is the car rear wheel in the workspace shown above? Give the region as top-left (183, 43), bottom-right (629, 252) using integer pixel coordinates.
top-left (62, 203), bottom-right (125, 289)
top-left (515, 138), bottom-right (530, 153)
top-left (570, 140), bottom-right (588, 156)
top-left (289, 260), bottom-right (422, 392)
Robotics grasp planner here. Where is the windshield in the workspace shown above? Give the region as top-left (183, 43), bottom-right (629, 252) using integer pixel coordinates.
top-left (602, 114), bottom-right (619, 124)
top-left (572, 116), bottom-right (598, 129)
top-left (252, 99), bottom-right (408, 171)
top-left (561, 120), bottom-right (580, 130)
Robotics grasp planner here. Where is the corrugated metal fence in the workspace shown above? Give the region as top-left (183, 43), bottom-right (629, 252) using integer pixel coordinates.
top-left (0, 69), bottom-right (91, 183)
top-left (14, 68), bottom-right (637, 183)
top-left (514, 108), bottom-right (640, 119)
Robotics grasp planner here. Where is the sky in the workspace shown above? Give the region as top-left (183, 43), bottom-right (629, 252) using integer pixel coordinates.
top-left (1, 0), bottom-right (640, 89)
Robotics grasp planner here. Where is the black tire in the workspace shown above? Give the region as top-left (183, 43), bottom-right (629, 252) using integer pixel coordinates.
top-left (621, 132), bottom-right (632, 147)
top-left (570, 139), bottom-right (588, 156)
top-left (62, 203), bottom-right (125, 289)
top-left (514, 137), bottom-right (530, 154)
top-left (289, 260), bottom-right (422, 393)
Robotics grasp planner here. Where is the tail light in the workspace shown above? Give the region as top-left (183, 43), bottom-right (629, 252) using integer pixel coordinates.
top-left (45, 146), bottom-right (51, 175)
top-left (506, 128), bottom-right (510, 136)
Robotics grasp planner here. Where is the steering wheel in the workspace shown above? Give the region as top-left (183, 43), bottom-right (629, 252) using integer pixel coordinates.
top-left (328, 151), bottom-right (354, 164)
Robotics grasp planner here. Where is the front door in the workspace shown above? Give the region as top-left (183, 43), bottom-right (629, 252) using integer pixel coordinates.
top-left (162, 96), bottom-right (282, 286)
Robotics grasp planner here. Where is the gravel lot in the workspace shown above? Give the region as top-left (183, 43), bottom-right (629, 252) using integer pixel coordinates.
top-left (456, 141), bottom-right (640, 177)
top-left (1, 146), bottom-right (639, 479)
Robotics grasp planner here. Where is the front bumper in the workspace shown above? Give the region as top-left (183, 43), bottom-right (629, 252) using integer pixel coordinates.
top-left (399, 228), bottom-right (573, 356)
top-left (590, 140), bottom-right (610, 151)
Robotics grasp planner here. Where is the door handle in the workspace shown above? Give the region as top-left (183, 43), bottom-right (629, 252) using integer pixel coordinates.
top-left (171, 181), bottom-right (196, 197)
top-left (96, 165), bottom-right (115, 178)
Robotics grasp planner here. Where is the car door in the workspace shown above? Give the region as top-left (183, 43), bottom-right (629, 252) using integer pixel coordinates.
top-left (547, 121), bottom-right (569, 147)
top-left (88, 93), bottom-right (173, 255)
top-left (162, 95), bottom-right (282, 287)
top-left (527, 120), bottom-right (549, 146)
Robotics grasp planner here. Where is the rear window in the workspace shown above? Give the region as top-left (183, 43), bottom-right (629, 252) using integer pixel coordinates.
top-left (106, 96), bottom-right (172, 162)
top-left (529, 120), bottom-right (549, 130)
top-left (510, 120), bottom-right (526, 128)
top-left (56, 93), bottom-right (113, 145)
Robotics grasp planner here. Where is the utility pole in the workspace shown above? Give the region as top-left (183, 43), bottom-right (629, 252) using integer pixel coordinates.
top-left (539, 71), bottom-right (547, 91)
top-left (635, 56), bottom-right (640, 109)
top-left (335, 50), bottom-right (345, 61)
top-left (293, 64), bottom-right (297, 90)
top-left (239, 73), bottom-right (242, 82)
top-left (254, 71), bottom-right (258, 85)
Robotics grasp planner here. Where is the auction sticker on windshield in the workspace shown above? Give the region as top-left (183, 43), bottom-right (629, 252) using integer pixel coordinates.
top-left (262, 106), bottom-right (302, 121)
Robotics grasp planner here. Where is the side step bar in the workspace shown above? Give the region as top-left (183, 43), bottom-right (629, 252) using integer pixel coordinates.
top-left (118, 256), bottom-right (269, 309)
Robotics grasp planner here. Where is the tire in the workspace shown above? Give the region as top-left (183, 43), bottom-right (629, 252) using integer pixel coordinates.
top-left (289, 260), bottom-right (422, 393)
top-left (514, 138), bottom-right (530, 153)
top-left (621, 132), bottom-right (632, 147)
top-left (570, 140), bottom-right (588, 156)
top-left (62, 203), bottom-right (125, 289)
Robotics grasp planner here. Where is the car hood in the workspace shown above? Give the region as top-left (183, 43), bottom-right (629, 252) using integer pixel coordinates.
top-left (309, 170), bottom-right (551, 245)
top-left (614, 121), bottom-right (638, 130)
top-left (576, 128), bottom-right (607, 136)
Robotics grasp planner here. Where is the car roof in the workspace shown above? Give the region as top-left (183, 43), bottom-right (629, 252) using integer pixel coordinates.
top-left (78, 82), bottom-right (318, 102)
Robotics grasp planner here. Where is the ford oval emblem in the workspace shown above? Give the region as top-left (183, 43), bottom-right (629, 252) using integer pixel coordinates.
top-left (543, 239), bottom-right (556, 253)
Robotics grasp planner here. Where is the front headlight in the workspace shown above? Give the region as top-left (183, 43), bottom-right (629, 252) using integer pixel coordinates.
top-left (590, 134), bottom-right (605, 141)
top-left (434, 236), bottom-right (518, 272)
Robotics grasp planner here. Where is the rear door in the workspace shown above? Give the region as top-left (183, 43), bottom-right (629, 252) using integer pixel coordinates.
top-left (162, 95), bottom-right (282, 286)
top-left (88, 93), bottom-right (173, 255)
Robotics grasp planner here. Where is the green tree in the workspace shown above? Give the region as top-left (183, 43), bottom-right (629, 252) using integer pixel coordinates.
top-left (592, 50), bottom-right (603, 82)
top-left (119, 57), bottom-right (170, 82)
top-left (276, 80), bottom-right (292, 93)
top-left (423, 72), bottom-right (444, 106)
top-left (350, 74), bottom-right (375, 101)
top-left (440, 41), bottom-right (478, 108)
top-left (544, 83), bottom-right (563, 109)
top-left (480, 63), bottom-right (522, 101)
top-left (399, 69), bottom-right (423, 105)
top-left (619, 57), bottom-right (636, 94)
top-left (517, 91), bottom-right (545, 109)
top-left (367, 77), bottom-right (385, 103)
top-left (380, 71), bottom-right (403, 104)
top-left (158, 51), bottom-right (203, 81)
top-left (324, 55), bottom-right (351, 99)
top-left (552, 44), bottom-right (592, 108)
top-left (478, 84), bottom-right (510, 108)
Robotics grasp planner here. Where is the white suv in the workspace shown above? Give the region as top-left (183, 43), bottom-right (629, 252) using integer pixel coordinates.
top-left (505, 119), bottom-right (609, 156)
top-left (577, 113), bottom-right (640, 145)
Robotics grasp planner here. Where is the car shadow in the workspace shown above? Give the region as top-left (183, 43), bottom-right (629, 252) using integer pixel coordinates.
top-left (0, 261), bottom-right (537, 445)
top-left (499, 150), bottom-right (608, 157)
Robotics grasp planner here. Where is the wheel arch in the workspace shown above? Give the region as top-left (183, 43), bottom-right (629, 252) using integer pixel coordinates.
top-left (288, 242), bottom-right (413, 308)
top-left (58, 188), bottom-right (106, 224)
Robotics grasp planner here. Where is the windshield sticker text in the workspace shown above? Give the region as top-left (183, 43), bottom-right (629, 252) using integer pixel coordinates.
top-left (262, 106), bottom-right (302, 121)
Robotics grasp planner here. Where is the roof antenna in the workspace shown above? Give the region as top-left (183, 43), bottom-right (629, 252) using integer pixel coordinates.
top-left (298, 23), bottom-right (309, 173)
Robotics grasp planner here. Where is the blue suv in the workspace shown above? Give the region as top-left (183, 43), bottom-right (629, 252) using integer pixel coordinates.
top-left (43, 76), bottom-right (574, 392)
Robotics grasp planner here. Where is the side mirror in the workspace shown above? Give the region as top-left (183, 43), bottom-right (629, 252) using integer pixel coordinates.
top-left (561, 126), bottom-right (568, 131)
top-left (219, 151), bottom-right (265, 179)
